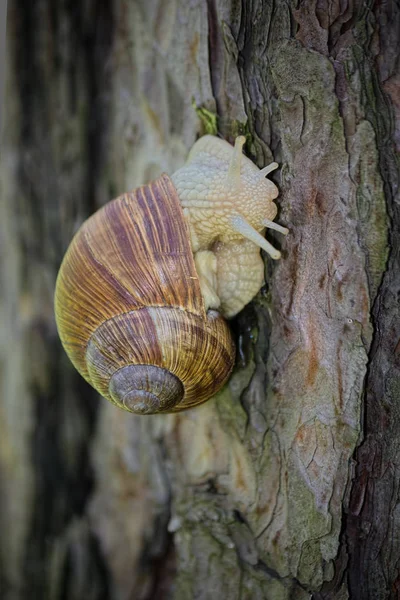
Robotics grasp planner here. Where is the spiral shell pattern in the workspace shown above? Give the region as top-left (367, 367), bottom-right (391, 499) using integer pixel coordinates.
top-left (55, 175), bottom-right (235, 413)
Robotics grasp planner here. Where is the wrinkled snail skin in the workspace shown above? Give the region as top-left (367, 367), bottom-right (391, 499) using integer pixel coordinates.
top-left (171, 135), bottom-right (288, 317)
top-left (54, 136), bottom-right (287, 414)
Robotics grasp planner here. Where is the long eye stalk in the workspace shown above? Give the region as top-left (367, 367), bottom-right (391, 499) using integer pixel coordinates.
top-left (227, 136), bottom-right (246, 189)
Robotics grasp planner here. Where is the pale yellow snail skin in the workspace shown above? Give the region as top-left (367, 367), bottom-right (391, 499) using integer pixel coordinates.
top-left (172, 135), bottom-right (288, 317)
top-left (55, 135), bottom-right (287, 414)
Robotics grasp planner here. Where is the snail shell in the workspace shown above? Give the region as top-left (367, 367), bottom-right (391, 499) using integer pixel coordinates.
top-left (55, 174), bottom-right (235, 414)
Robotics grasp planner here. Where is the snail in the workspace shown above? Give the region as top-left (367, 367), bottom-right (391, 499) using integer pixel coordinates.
top-left (55, 135), bottom-right (288, 414)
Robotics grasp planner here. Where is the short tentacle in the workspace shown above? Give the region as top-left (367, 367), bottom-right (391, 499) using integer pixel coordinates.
top-left (230, 215), bottom-right (281, 259)
top-left (263, 218), bottom-right (289, 235)
top-left (257, 162), bottom-right (279, 179)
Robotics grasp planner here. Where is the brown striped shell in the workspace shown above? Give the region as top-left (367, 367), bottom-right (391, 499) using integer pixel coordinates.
top-left (54, 174), bottom-right (235, 414)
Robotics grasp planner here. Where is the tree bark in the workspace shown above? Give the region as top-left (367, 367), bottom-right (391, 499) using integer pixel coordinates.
top-left (0, 1), bottom-right (399, 599)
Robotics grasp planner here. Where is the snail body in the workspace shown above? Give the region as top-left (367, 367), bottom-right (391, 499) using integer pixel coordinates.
top-left (55, 136), bottom-right (287, 414)
top-left (171, 135), bottom-right (288, 316)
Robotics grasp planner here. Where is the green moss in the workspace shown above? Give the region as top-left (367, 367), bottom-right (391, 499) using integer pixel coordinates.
top-left (191, 103), bottom-right (250, 146)
top-left (192, 101), bottom-right (218, 136)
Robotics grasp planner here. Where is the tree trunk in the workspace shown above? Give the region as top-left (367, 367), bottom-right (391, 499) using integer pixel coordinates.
top-left (1, 1), bottom-right (399, 599)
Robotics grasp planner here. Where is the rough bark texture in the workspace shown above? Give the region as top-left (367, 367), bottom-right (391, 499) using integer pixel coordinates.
top-left (0, 1), bottom-right (398, 599)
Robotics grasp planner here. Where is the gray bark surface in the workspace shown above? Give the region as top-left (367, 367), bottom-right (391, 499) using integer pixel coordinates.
top-left (0, 1), bottom-right (398, 599)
